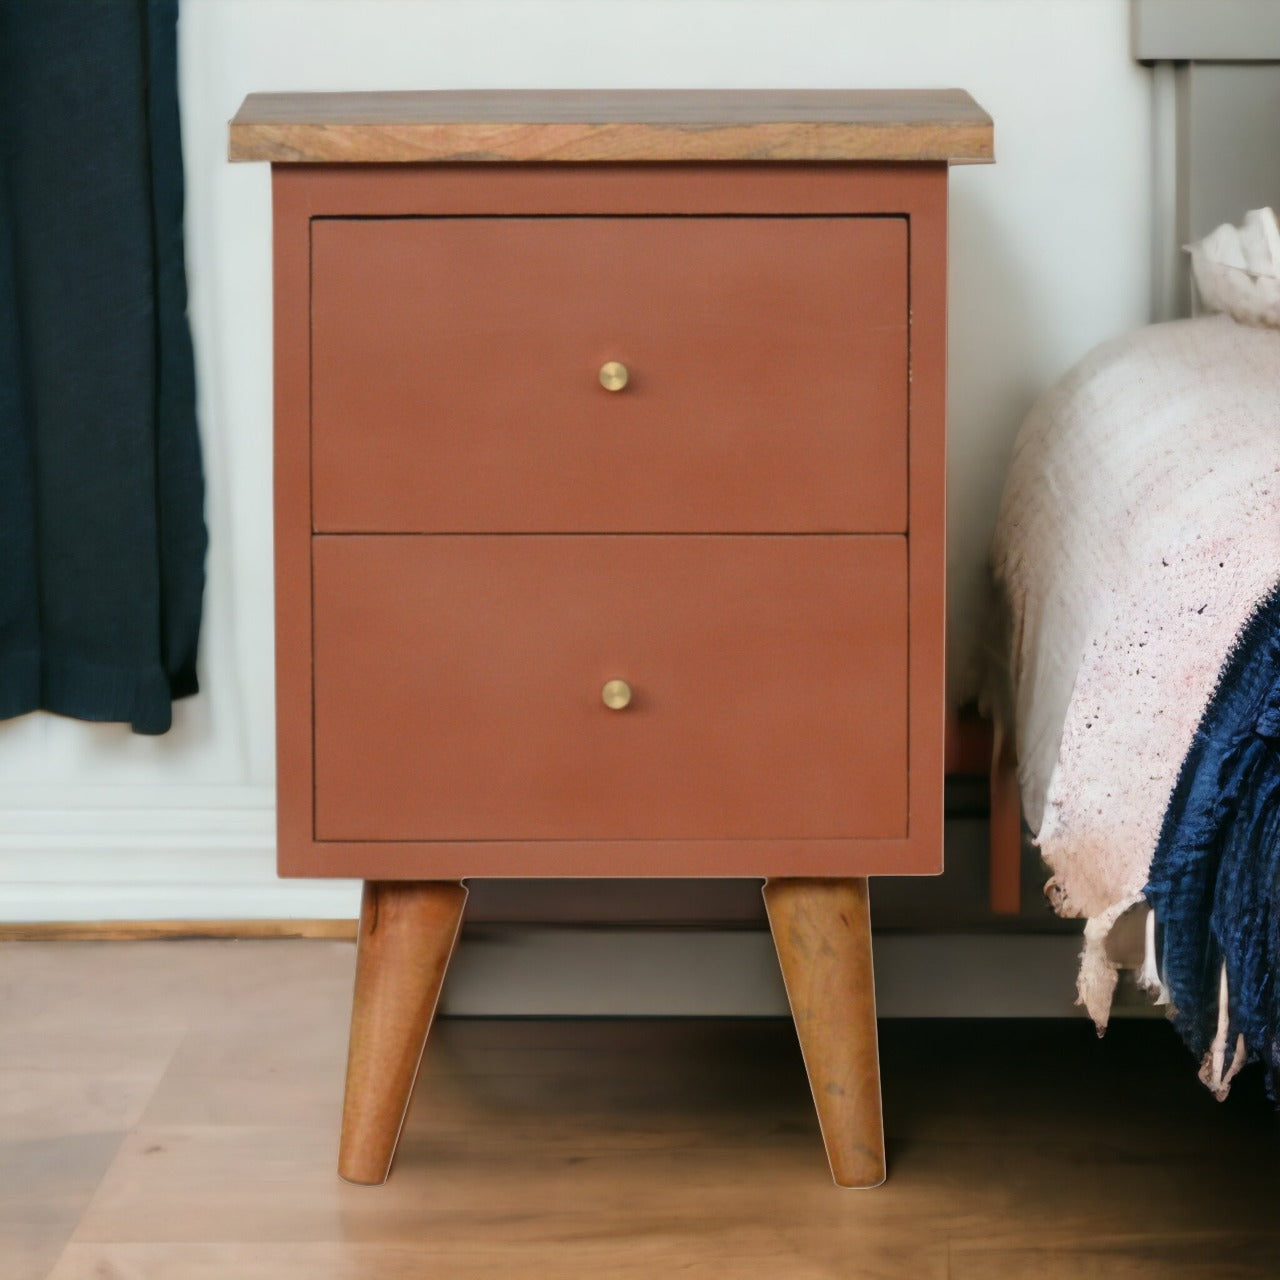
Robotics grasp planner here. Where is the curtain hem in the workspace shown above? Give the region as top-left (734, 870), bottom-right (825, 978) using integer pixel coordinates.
top-left (0, 646), bottom-right (197, 735)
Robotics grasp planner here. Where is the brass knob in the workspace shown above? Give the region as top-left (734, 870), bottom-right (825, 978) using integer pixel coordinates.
top-left (601, 679), bottom-right (632, 710)
top-left (599, 361), bottom-right (629, 392)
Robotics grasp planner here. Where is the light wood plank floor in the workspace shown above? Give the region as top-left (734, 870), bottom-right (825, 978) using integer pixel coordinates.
top-left (1, 939), bottom-right (1277, 1279)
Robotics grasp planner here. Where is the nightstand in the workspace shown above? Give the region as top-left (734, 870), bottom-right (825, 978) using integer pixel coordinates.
top-left (230, 89), bottom-right (993, 1187)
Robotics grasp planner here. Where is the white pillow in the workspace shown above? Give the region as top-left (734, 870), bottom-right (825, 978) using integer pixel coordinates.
top-left (1188, 207), bottom-right (1280, 328)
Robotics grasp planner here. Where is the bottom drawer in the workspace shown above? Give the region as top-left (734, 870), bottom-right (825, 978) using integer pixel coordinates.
top-left (312, 535), bottom-right (907, 844)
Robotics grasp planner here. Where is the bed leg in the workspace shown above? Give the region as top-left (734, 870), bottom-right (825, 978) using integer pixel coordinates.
top-left (989, 724), bottom-right (1023, 914)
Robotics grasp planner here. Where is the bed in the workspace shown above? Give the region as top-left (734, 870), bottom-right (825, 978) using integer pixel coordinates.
top-left (991, 308), bottom-right (1280, 1097)
top-left (988, 2), bottom-right (1280, 1099)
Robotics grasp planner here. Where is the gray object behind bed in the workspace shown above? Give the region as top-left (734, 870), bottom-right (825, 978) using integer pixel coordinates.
top-left (1133, 0), bottom-right (1280, 319)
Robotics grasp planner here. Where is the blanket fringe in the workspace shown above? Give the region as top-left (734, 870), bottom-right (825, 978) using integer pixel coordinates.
top-left (1075, 894), bottom-right (1145, 1032)
top-left (1198, 962), bottom-right (1247, 1100)
top-left (1136, 906), bottom-right (1171, 1005)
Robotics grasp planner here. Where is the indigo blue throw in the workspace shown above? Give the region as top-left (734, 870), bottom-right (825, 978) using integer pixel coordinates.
top-left (1145, 585), bottom-right (1280, 1099)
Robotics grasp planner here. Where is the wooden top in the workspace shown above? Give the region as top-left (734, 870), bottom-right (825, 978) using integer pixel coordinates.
top-left (228, 89), bottom-right (993, 164)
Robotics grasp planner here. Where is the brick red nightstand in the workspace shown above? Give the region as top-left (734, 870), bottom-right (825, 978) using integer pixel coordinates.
top-left (230, 89), bottom-right (993, 1187)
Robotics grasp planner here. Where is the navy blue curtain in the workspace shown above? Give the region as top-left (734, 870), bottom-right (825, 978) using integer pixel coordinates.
top-left (0, 0), bottom-right (206, 734)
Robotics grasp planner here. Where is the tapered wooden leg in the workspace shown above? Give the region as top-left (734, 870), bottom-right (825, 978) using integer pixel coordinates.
top-left (338, 879), bottom-right (467, 1185)
top-left (763, 876), bottom-right (885, 1188)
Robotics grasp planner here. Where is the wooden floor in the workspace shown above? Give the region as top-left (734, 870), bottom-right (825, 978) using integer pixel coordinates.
top-left (1, 940), bottom-right (1277, 1279)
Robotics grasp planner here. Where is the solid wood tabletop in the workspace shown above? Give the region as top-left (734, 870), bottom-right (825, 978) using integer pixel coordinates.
top-left (228, 89), bottom-right (993, 163)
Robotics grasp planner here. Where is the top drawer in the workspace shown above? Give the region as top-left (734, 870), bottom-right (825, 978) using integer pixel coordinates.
top-left (310, 216), bottom-right (907, 533)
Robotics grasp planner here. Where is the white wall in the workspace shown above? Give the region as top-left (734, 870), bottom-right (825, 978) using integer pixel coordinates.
top-left (0, 0), bottom-right (1153, 922)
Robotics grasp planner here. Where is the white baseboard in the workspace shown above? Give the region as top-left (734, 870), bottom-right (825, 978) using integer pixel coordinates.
top-left (0, 799), bottom-right (360, 921)
top-left (0, 802), bottom-right (1094, 1018)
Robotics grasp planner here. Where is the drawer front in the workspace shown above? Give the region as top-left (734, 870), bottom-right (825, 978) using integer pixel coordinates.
top-left (312, 535), bottom-right (907, 843)
top-left (311, 217), bottom-right (907, 534)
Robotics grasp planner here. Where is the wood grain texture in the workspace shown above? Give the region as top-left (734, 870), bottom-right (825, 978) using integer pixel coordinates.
top-left (6, 939), bottom-right (1279, 1275)
top-left (0, 920), bottom-right (358, 942)
top-left (763, 878), bottom-right (885, 1188)
top-left (338, 882), bottom-right (467, 1185)
top-left (229, 89), bottom-right (993, 164)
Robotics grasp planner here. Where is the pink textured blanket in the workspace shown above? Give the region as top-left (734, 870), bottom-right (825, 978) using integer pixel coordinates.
top-left (990, 315), bottom-right (1280, 1034)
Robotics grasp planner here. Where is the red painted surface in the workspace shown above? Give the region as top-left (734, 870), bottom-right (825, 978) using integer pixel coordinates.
top-left (271, 164), bottom-right (948, 879)
top-left (313, 534), bottom-right (907, 847)
top-left (311, 216), bottom-right (907, 533)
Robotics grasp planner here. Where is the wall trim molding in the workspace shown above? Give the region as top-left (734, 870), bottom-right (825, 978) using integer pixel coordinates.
top-left (0, 915), bottom-right (1096, 1019)
top-left (0, 801), bottom-right (361, 922)
top-left (0, 783), bottom-right (275, 812)
top-left (0, 805), bottom-right (1101, 1018)
top-left (0, 918), bottom-right (358, 941)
